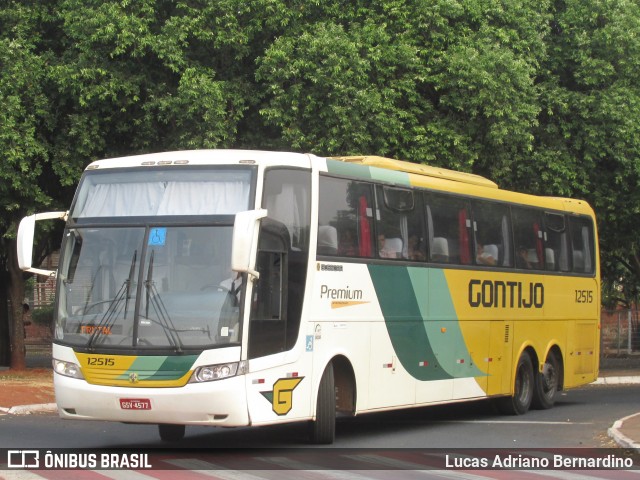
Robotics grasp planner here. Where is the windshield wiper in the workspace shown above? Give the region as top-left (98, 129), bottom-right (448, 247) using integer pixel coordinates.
top-left (143, 250), bottom-right (184, 352)
top-left (124, 250), bottom-right (137, 319)
top-left (86, 250), bottom-right (139, 349)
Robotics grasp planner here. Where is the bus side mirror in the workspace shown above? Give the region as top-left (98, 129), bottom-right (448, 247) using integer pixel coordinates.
top-left (232, 209), bottom-right (267, 279)
top-left (17, 211), bottom-right (68, 277)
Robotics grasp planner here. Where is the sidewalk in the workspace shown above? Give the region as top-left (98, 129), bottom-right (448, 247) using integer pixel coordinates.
top-left (599, 367), bottom-right (640, 450)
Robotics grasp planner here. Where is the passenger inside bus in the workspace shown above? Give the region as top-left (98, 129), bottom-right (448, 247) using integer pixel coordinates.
top-left (517, 246), bottom-right (534, 269)
top-left (476, 243), bottom-right (498, 266)
top-left (378, 233), bottom-right (402, 258)
top-left (407, 233), bottom-right (426, 261)
top-left (338, 228), bottom-right (357, 256)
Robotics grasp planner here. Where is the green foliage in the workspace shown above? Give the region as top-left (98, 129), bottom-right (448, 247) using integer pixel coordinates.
top-left (536, 0), bottom-right (640, 306)
top-left (0, 2), bottom-right (55, 231)
top-left (2, 0), bottom-right (640, 307)
top-left (31, 305), bottom-right (54, 326)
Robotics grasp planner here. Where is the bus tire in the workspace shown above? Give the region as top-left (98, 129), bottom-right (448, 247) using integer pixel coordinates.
top-left (158, 424), bottom-right (185, 442)
top-left (496, 351), bottom-right (534, 415)
top-left (531, 351), bottom-right (560, 410)
top-left (310, 362), bottom-right (336, 444)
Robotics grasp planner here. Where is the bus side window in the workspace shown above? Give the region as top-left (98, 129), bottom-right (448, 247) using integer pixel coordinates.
top-left (426, 193), bottom-right (470, 265)
top-left (375, 185), bottom-right (425, 261)
top-left (471, 200), bottom-right (511, 268)
top-left (569, 216), bottom-right (595, 274)
top-left (513, 207), bottom-right (545, 270)
top-left (544, 212), bottom-right (569, 272)
top-left (318, 176), bottom-right (374, 258)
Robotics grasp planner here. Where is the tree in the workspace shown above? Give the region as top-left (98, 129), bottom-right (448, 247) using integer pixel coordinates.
top-left (2, 0), bottom-right (640, 356)
top-left (531, 0), bottom-right (640, 307)
top-left (256, 0), bottom-right (548, 173)
top-left (0, 2), bottom-right (58, 369)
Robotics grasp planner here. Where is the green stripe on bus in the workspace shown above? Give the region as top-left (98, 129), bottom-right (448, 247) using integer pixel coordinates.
top-left (369, 166), bottom-right (410, 186)
top-left (368, 265), bottom-right (484, 380)
top-left (325, 159), bottom-right (411, 186)
top-left (118, 355), bottom-right (198, 381)
top-left (420, 269), bottom-right (485, 378)
top-left (326, 159), bottom-right (373, 180)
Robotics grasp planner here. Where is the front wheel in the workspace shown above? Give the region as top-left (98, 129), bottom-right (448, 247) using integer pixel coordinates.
top-left (158, 424), bottom-right (185, 442)
top-left (532, 352), bottom-right (560, 410)
top-left (309, 363), bottom-right (336, 444)
top-left (496, 351), bottom-right (534, 415)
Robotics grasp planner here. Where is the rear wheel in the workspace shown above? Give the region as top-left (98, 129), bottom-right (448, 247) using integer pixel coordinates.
top-left (309, 362), bottom-right (336, 444)
top-left (158, 424), bottom-right (185, 442)
top-left (532, 352), bottom-right (560, 410)
top-left (496, 351), bottom-right (534, 415)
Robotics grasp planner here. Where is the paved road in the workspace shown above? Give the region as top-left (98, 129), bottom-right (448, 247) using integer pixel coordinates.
top-left (1, 384), bottom-right (638, 450)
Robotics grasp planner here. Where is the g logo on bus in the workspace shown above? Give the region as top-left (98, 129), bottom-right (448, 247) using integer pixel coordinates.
top-left (260, 377), bottom-right (304, 416)
top-left (129, 373), bottom-right (139, 384)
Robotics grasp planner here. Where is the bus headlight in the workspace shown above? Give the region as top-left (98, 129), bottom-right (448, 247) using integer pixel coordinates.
top-left (190, 361), bottom-right (247, 383)
top-left (53, 359), bottom-right (84, 379)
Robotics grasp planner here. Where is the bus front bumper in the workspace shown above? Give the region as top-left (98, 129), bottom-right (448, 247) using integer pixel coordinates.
top-left (53, 372), bottom-right (250, 426)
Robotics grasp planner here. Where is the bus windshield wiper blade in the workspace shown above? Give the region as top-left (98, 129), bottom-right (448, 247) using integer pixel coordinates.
top-left (124, 250), bottom-right (137, 319)
top-left (144, 250), bottom-right (183, 352)
top-left (87, 250), bottom-right (137, 349)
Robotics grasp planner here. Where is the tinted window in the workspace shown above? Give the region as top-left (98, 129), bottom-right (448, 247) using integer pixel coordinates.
top-left (249, 168), bottom-right (311, 358)
top-left (544, 213), bottom-right (570, 272)
top-left (426, 193), bottom-right (471, 265)
top-left (513, 207), bottom-right (544, 270)
top-left (318, 176), bottom-right (374, 258)
top-left (375, 185), bottom-right (425, 261)
top-left (569, 216), bottom-right (595, 274)
top-left (472, 201), bottom-right (512, 267)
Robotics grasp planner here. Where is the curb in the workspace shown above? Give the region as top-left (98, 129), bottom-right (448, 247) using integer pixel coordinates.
top-left (2, 403), bottom-right (57, 415)
top-left (592, 376), bottom-right (640, 385)
top-left (609, 413), bottom-right (640, 450)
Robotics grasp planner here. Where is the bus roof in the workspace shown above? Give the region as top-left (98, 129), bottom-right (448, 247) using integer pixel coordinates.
top-left (331, 156), bottom-right (499, 189)
top-left (84, 149), bottom-right (315, 170)
top-left (327, 155), bottom-right (594, 217)
top-left (80, 150), bottom-right (594, 217)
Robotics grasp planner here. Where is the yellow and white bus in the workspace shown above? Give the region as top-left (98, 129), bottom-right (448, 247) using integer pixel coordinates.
top-left (17, 150), bottom-right (599, 444)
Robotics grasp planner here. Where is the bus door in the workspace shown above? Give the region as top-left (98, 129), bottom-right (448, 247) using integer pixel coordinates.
top-left (244, 168), bottom-right (313, 426)
top-left (242, 218), bottom-right (313, 425)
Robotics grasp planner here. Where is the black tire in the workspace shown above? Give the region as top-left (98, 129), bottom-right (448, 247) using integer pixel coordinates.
top-left (158, 424), bottom-right (185, 442)
top-left (309, 363), bottom-right (336, 444)
top-left (531, 352), bottom-right (560, 410)
top-left (496, 351), bottom-right (534, 415)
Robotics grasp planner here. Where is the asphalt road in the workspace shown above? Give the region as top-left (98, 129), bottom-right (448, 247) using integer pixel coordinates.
top-left (1, 383), bottom-right (637, 450)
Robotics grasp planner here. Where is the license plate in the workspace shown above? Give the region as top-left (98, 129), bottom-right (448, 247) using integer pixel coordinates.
top-left (119, 398), bottom-right (151, 410)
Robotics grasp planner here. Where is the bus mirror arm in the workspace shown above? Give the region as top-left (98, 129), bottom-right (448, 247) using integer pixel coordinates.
top-left (17, 211), bottom-right (68, 277)
top-left (231, 209), bottom-right (268, 280)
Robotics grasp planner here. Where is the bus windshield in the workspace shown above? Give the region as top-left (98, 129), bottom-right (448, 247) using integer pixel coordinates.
top-left (57, 225), bottom-right (242, 350)
top-left (55, 166), bottom-right (254, 350)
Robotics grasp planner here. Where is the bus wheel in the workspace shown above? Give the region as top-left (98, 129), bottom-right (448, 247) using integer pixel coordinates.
top-left (309, 363), bottom-right (336, 444)
top-left (496, 351), bottom-right (534, 415)
top-left (158, 424), bottom-right (185, 442)
top-left (532, 352), bottom-right (560, 410)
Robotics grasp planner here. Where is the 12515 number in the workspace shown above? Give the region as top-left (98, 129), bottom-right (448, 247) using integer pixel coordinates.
top-left (575, 290), bottom-right (594, 304)
top-left (86, 357), bottom-right (115, 366)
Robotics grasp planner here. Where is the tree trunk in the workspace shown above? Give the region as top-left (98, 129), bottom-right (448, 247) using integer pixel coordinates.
top-left (0, 267), bottom-right (10, 367)
top-left (7, 239), bottom-right (26, 370)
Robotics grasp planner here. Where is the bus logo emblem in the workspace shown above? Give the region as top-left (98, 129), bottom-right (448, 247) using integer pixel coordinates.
top-left (129, 373), bottom-right (139, 384)
top-left (260, 377), bottom-right (304, 416)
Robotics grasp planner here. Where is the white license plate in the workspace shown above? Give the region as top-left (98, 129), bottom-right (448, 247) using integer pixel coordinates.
top-left (119, 398), bottom-right (151, 410)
